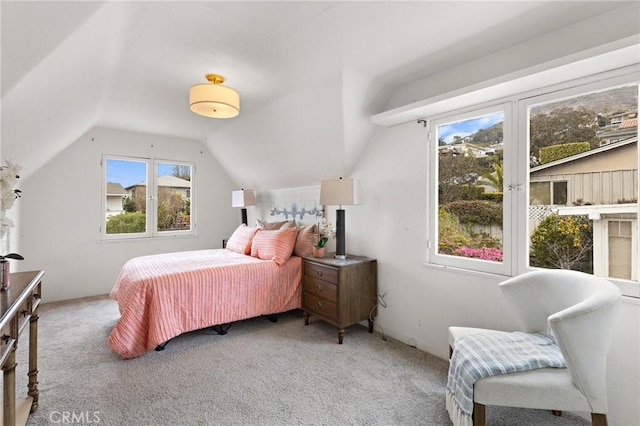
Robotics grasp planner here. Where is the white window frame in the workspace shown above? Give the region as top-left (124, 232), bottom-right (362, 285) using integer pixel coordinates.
top-left (428, 102), bottom-right (514, 276)
top-left (426, 67), bottom-right (639, 297)
top-left (101, 155), bottom-right (196, 240)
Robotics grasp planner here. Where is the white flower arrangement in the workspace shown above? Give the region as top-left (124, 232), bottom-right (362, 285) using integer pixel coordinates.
top-left (0, 160), bottom-right (22, 241)
top-left (315, 218), bottom-right (336, 248)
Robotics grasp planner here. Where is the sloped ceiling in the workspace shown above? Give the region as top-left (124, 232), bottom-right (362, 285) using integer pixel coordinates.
top-left (1, 1), bottom-right (633, 186)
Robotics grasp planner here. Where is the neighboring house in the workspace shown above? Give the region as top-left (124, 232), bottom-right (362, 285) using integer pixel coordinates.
top-left (438, 142), bottom-right (503, 158)
top-left (529, 137), bottom-right (638, 280)
top-left (126, 175), bottom-right (191, 200)
top-left (597, 112), bottom-right (638, 145)
top-left (105, 182), bottom-right (128, 219)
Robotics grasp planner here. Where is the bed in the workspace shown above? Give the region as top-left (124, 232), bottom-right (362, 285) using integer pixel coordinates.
top-left (108, 222), bottom-right (316, 358)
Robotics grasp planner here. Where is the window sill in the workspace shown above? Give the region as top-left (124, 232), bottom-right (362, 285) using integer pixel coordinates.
top-left (422, 261), bottom-right (639, 299)
top-left (422, 261), bottom-right (509, 280)
top-left (98, 232), bottom-right (197, 243)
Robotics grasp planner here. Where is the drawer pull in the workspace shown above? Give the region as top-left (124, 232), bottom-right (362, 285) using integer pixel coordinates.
top-left (1, 334), bottom-right (10, 345)
top-left (316, 285), bottom-right (322, 292)
top-left (315, 271), bottom-right (323, 277)
top-left (317, 301), bottom-right (322, 308)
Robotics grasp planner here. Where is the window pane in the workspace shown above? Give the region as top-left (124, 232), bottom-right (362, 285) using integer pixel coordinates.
top-left (609, 220), bottom-right (632, 280)
top-left (156, 162), bottom-right (192, 232)
top-left (528, 84), bottom-right (638, 280)
top-left (530, 182), bottom-right (551, 205)
top-left (552, 181), bottom-right (568, 205)
top-left (105, 159), bottom-right (147, 235)
top-left (436, 111), bottom-right (504, 263)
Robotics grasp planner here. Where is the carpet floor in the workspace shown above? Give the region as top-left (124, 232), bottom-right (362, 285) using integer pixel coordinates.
top-left (12, 295), bottom-right (589, 425)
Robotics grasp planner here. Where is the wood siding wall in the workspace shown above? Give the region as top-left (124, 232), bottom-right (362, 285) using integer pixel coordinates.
top-left (531, 169), bottom-right (638, 205)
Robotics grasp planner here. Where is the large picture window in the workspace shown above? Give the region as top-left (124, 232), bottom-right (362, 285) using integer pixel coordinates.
top-left (427, 71), bottom-right (639, 296)
top-left (525, 82), bottom-right (638, 283)
top-left (102, 156), bottom-right (194, 239)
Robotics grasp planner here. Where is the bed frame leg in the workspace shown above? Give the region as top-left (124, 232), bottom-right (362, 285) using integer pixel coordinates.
top-left (266, 314), bottom-right (279, 323)
top-left (211, 323), bottom-right (232, 335)
top-left (155, 340), bottom-right (170, 351)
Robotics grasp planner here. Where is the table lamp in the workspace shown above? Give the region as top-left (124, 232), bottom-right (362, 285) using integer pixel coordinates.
top-left (232, 189), bottom-right (256, 225)
top-left (319, 178), bottom-right (361, 259)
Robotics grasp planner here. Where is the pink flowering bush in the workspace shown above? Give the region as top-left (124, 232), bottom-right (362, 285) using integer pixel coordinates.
top-left (454, 246), bottom-right (503, 262)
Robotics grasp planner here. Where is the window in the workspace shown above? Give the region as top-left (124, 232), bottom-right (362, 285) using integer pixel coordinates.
top-left (427, 70), bottom-right (639, 295)
top-left (102, 156), bottom-right (194, 239)
top-left (525, 82), bottom-right (637, 283)
top-left (429, 104), bottom-right (511, 275)
top-left (529, 181), bottom-right (568, 205)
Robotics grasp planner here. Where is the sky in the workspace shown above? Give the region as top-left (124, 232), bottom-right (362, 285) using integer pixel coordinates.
top-left (438, 112), bottom-right (503, 144)
top-left (106, 159), bottom-right (178, 187)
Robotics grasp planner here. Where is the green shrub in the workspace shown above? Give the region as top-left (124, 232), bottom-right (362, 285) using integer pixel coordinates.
top-left (438, 209), bottom-right (471, 255)
top-left (442, 200), bottom-right (502, 225)
top-left (539, 142), bottom-right (590, 165)
top-left (439, 184), bottom-right (485, 204)
top-left (438, 209), bottom-right (502, 256)
top-left (530, 214), bottom-right (593, 271)
top-left (479, 192), bottom-right (503, 202)
top-left (106, 212), bottom-right (146, 234)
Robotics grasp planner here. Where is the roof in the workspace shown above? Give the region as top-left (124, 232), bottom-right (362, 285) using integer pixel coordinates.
top-left (106, 182), bottom-right (127, 196)
top-left (619, 118), bottom-right (638, 129)
top-left (530, 136), bottom-right (638, 173)
top-left (125, 175), bottom-right (191, 190)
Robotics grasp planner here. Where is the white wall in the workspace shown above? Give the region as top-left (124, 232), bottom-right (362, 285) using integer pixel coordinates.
top-left (15, 126), bottom-right (238, 302)
top-left (346, 121), bottom-right (639, 426)
top-left (384, 2), bottom-right (640, 112)
top-left (204, 75), bottom-right (346, 191)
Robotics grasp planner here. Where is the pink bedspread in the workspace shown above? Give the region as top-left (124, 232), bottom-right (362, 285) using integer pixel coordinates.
top-left (108, 249), bottom-right (302, 358)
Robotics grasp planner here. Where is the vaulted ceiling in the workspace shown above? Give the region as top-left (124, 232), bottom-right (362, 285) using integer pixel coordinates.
top-left (1, 1), bottom-right (635, 186)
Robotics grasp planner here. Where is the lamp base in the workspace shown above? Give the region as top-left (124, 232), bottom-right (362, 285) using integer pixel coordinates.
top-left (241, 208), bottom-right (248, 225)
top-left (334, 254), bottom-right (347, 260)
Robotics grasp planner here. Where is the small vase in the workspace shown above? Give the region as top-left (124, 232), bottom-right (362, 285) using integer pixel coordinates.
top-left (0, 261), bottom-right (9, 291)
top-left (312, 247), bottom-right (326, 258)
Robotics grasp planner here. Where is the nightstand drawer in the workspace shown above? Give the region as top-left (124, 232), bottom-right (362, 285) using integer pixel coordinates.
top-left (303, 277), bottom-right (337, 302)
top-left (304, 263), bottom-right (338, 283)
top-left (304, 292), bottom-right (337, 320)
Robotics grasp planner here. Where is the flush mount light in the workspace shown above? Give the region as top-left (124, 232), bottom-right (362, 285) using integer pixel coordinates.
top-left (189, 74), bottom-right (240, 118)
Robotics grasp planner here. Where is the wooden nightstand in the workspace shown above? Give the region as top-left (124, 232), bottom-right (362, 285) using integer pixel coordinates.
top-left (302, 254), bottom-right (377, 344)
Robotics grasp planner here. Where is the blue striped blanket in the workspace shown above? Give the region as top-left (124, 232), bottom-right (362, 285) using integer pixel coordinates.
top-left (446, 331), bottom-right (566, 426)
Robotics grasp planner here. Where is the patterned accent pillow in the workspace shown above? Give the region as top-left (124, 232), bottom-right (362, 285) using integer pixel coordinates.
top-left (294, 225), bottom-right (317, 257)
top-left (256, 219), bottom-right (295, 230)
top-left (226, 224), bottom-right (258, 255)
top-left (250, 227), bottom-right (297, 265)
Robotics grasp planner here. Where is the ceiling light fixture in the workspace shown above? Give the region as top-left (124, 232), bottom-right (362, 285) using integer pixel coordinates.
top-left (189, 74), bottom-right (240, 118)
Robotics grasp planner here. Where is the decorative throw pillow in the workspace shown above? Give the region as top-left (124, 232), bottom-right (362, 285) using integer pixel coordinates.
top-left (256, 219), bottom-right (294, 230)
top-left (294, 225), bottom-right (317, 257)
top-left (226, 224), bottom-right (258, 255)
top-left (250, 227), bottom-right (297, 265)
top-left (280, 221), bottom-right (297, 230)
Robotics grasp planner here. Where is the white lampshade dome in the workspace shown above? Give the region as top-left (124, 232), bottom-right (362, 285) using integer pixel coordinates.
top-left (189, 82), bottom-right (240, 118)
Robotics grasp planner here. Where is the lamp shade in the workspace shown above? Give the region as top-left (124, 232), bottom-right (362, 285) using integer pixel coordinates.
top-left (319, 178), bottom-right (361, 206)
top-left (232, 189), bottom-right (256, 208)
top-left (189, 74), bottom-right (240, 118)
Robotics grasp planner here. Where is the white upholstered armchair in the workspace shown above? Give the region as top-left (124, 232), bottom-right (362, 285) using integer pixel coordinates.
top-left (448, 269), bottom-right (622, 426)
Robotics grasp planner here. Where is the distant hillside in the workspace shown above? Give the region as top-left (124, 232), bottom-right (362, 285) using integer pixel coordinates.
top-left (463, 85), bottom-right (636, 144)
top-left (470, 122), bottom-right (503, 145)
top-left (531, 85), bottom-right (637, 117)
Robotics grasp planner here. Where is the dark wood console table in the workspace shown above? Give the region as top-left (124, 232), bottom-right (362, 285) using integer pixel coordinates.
top-left (0, 270), bottom-right (43, 425)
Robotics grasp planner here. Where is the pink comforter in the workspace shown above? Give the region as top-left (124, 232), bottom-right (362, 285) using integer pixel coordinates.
top-left (108, 249), bottom-right (302, 358)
